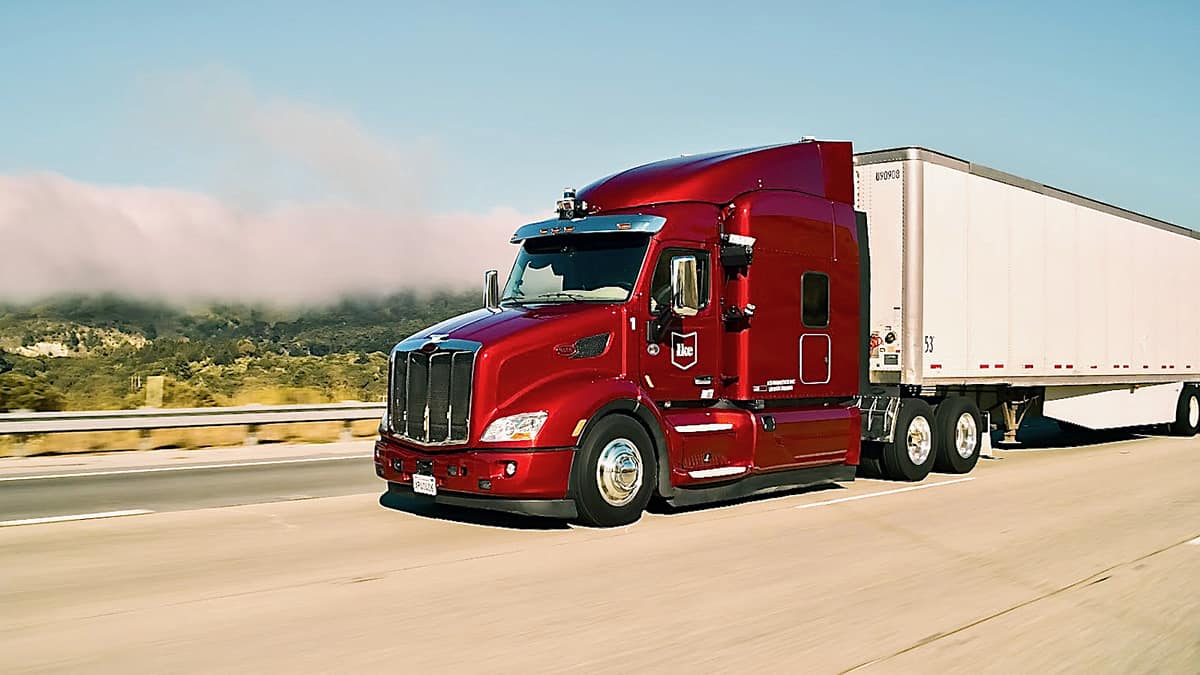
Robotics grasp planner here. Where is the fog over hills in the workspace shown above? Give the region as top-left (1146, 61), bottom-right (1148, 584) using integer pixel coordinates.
top-left (0, 67), bottom-right (531, 305)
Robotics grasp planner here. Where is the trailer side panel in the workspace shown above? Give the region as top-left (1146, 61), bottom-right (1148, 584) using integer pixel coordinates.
top-left (856, 147), bottom-right (1200, 388)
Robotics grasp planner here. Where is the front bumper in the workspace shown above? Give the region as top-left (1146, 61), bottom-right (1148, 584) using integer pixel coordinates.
top-left (385, 481), bottom-right (577, 519)
top-left (374, 436), bottom-right (578, 519)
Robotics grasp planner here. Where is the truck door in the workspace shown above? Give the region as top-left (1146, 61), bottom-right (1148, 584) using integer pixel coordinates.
top-left (799, 271), bottom-right (831, 385)
top-left (639, 245), bottom-right (720, 402)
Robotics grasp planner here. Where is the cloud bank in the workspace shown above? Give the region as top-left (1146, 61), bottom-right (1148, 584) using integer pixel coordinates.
top-left (0, 67), bottom-right (534, 305)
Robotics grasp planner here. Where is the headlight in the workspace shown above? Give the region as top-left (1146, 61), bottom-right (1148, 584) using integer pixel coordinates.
top-left (481, 411), bottom-right (549, 442)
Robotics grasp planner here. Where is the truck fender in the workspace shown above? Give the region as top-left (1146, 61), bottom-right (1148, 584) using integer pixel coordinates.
top-left (577, 398), bottom-right (674, 500)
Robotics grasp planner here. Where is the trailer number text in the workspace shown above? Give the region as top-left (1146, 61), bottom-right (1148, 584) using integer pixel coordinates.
top-left (875, 169), bottom-right (901, 182)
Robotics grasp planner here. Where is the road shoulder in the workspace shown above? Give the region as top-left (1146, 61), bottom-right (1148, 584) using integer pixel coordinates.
top-left (0, 439), bottom-right (375, 479)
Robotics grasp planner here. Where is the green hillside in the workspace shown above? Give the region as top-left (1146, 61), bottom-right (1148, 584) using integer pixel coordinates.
top-left (0, 291), bottom-right (479, 412)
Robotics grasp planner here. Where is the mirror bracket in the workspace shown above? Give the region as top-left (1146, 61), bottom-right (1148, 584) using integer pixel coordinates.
top-left (719, 233), bottom-right (755, 270)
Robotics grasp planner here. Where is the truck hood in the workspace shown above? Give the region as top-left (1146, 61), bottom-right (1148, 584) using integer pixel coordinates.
top-left (403, 303), bottom-right (626, 423)
top-left (406, 304), bottom-right (620, 347)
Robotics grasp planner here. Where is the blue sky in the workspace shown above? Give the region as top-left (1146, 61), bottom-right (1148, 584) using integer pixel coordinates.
top-left (0, 1), bottom-right (1197, 300)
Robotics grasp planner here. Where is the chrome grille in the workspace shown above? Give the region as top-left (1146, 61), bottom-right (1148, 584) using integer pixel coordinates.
top-left (388, 342), bottom-right (477, 445)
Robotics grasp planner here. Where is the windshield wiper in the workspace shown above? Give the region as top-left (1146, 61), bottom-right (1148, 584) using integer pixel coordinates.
top-left (526, 291), bottom-right (587, 302)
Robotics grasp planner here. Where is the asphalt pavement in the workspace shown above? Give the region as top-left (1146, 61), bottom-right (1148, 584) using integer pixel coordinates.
top-left (2, 432), bottom-right (1198, 673)
top-left (0, 452), bottom-right (376, 524)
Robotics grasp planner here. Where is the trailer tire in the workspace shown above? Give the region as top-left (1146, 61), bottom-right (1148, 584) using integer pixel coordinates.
top-left (933, 397), bottom-right (982, 474)
top-left (1170, 385), bottom-right (1200, 437)
top-left (881, 399), bottom-right (937, 482)
top-left (570, 414), bottom-right (657, 527)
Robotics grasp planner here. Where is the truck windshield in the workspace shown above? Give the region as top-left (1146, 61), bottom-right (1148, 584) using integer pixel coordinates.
top-left (501, 233), bottom-right (649, 304)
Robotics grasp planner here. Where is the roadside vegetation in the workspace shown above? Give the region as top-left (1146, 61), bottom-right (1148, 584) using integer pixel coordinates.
top-left (0, 291), bottom-right (478, 454)
top-left (0, 291), bottom-right (478, 412)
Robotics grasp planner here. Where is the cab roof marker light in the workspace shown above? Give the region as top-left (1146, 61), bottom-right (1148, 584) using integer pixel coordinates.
top-left (510, 214), bottom-right (666, 243)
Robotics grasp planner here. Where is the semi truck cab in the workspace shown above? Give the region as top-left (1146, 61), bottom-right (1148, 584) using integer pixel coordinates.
top-left (375, 140), bottom-right (872, 526)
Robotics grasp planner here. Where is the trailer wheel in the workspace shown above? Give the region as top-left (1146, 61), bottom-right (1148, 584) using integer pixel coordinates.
top-left (933, 397), bottom-right (982, 474)
top-left (881, 399), bottom-right (937, 482)
top-left (1170, 385), bottom-right (1200, 437)
top-left (570, 414), bottom-right (657, 527)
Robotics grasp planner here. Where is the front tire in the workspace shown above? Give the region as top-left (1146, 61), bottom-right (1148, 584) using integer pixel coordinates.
top-left (933, 397), bottom-right (982, 474)
top-left (1170, 385), bottom-right (1200, 437)
top-left (881, 398), bottom-right (937, 482)
top-left (571, 415), bottom-right (657, 527)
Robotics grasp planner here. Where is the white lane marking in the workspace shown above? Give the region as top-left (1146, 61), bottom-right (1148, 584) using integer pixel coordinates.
top-left (0, 454), bottom-right (373, 483)
top-left (688, 466), bottom-right (747, 479)
top-left (674, 423), bottom-right (734, 433)
top-left (1187, 535), bottom-right (1200, 546)
top-left (794, 477), bottom-right (976, 510)
top-left (0, 509), bottom-right (153, 527)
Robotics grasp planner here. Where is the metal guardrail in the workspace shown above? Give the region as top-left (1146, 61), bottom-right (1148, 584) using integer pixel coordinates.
top-left (0, 402), bottom-right (386, 436)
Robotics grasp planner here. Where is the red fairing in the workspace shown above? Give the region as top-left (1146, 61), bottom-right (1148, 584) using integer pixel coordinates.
top-left (844, 407), bottom-right (862, 466)
top-left (577, 140), bottom-right (854, 213)
top-left (658, 405), bottom-right (861, 488)
top-left (721, 193), bottom-right (862, 401)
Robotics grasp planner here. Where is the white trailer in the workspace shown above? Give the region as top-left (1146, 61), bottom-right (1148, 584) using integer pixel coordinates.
top-left (852, 147), bottom-right (1199, 457)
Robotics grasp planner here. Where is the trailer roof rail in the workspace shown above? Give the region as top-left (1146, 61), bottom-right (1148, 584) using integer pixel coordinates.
top-left (854, 146), bottom-right (1197, 240)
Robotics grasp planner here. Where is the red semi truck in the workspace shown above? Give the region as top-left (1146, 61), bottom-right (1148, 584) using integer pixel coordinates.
top-left (374, 139), bottom-right (1200, 526)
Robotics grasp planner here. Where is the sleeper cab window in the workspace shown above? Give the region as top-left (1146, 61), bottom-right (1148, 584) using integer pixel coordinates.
top-left (802, 272), bottom-right (829, 328)
top-left (649, 248), bottom-right (711, 314)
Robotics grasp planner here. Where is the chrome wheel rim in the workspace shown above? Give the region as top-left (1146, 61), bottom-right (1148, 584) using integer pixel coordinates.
top-left (955, 412), bottom-right (979, 459)
top-left (906, 416), bottom-right (932, 466)
top-left (596, 438), bottom-right (643, 507)
top-left (1189, 395), bottom-right (1199, 429)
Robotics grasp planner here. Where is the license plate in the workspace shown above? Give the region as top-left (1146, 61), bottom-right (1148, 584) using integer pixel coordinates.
top-left (413, 474), bottom-right (437, 496)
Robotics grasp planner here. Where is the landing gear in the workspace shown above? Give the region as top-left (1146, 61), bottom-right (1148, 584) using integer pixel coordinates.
top-left (997, 394), bottom-right (1039, 444)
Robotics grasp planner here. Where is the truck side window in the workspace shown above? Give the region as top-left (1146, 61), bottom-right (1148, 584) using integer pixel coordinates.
top-left (649, 248), bottom-right (710, 314)
top-left (802, 272), bottom-right (829, 328)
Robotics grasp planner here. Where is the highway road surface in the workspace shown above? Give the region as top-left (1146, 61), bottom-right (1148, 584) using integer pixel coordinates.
top-left (0, 451), bottom-right (376, 524)
top-left (2, 432), bottom-right (1199, 673)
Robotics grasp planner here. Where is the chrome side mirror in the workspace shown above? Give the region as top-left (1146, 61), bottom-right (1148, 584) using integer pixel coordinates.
top-left (484, 270), bottom-right (500, 312)
top-left (670, 256), bottom-right (700, 317)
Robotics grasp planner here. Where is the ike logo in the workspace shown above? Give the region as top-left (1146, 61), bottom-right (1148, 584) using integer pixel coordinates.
top-left (670, 331), bottom-right (698, 370)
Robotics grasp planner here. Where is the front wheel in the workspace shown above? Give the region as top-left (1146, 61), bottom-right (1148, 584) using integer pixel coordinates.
top-left (881, 398), bottom-right (937, 482)
top-left (570, 415), bottom-right (657, 527)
